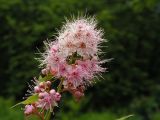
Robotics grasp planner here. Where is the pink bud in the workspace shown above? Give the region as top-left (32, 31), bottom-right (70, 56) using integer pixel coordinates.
top-left (50, 89), bottom-right (56, 95)
top-left (74, 91), bottom-right (84, 101)
top-left (39, 92), bottom-right (48, 99)
top-left (34, 86), bottom-right (40, 93)
top-left (38, 93), bottom-right (44, 99)
top-left (55, 92), bottom-right (61, 101)
top-left (24, 105), bottom-right (34, 115)
top-left (39, 82), bottom-right (45, 88)
top-left (51, 45), bottom-right (58, 52)
top-left (41, 69), bottom-right (47, 75)
top-left (46, 81), bottom-right (51, 87)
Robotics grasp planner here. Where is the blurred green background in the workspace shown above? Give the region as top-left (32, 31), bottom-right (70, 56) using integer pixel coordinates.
top-left (0, 0), bottom-right (160, 120)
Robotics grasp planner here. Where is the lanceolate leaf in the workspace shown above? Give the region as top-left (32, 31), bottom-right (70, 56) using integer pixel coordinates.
top-left (11, 94), bottom-right (38, 108)
top-left (21, 94), bottom-right (38, 104)
top-left (117, 115), bottom-right (134, 120)
top-left (38, 75), bottom-right (43, 81)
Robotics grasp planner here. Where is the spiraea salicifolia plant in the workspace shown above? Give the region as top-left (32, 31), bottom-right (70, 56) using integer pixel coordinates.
top-left (15, 16), bottom-right (107, 120)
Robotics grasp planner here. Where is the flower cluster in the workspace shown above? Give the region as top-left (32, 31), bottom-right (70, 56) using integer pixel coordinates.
top-left (41, 18), bottom-right (105, 97)
top-left (57, 18), bottom-right (103, 58)
top-left (21, 17), bottom-right (106, 119)
top-left (24, 81), bottom-right (61, 117)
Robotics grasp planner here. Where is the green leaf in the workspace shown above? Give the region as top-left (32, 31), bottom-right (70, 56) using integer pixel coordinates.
top-left (117, 115), bottom-right (134, 120)
top-left (26, 115), bottom-right (39, 120)
top-left (11, 94), bottom-right (38, 108)
top-left (21, 94), bottom-right (38, 104)
top-left (66, 52), bottom-right (82, 64)
top-left (38, 75), bottom-right (43, 81)
top-left (39, 74), bottom-right (53, 82)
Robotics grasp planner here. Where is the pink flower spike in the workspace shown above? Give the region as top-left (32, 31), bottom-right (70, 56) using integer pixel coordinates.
top-left (21, 16), bottom-right (107, 120)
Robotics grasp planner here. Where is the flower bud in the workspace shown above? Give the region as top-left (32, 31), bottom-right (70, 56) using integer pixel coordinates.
top-left (24, 105), bottom-right (34, 115)
top-left (34, 86), bottom-right (40, 93)
top-left (39, 92), bottom-right (48, 99)
top-left (41, 69), bottom-right (47, 75)
top-left (46, 81), bottom-right (51, 87)
top-left (39, 82), bottom-right (45, 88)
top-left (74, 91), bottom-right (84, 101)
top-left (50, 89), bottom-right (56, 95)
top-left (55, 92), bottom-right (61, 101)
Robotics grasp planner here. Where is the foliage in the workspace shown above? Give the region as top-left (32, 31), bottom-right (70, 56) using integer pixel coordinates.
top-left (0, 0), bottom-right (160, 120)
top-left (0, 97), bottom-right (24, 120)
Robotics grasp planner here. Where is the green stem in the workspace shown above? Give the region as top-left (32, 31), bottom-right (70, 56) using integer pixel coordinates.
top-left (47, 112), bottom-right (51, 120)
top-left (45, 110), bottom-right (51, 120)
top-left (34, 109), bottom-right (44, 120)
top-left (57, 77), bottom-right (64, 92)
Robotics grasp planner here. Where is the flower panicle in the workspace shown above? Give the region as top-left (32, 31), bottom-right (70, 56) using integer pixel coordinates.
top-left (22, 16), bottom-right (107, 119)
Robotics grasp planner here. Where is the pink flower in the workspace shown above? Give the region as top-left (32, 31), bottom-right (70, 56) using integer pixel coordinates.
top-left (50, 44), bottom-right (58, 53)
top-left (39, 18), bottom-right (105, 81)
top-left (76, 60), bottom-right (93, 79)
top-left (57, 62), bottom-right (69, 78)
top-left (36, 89), bottom-right (61, 111)
top-left (57, 18), bottom-right (104, 58)
top-left (66, 65), bottom-right (83, 87)
top-left (22, 16), bottom-right (107, 119)
top-left (54, 93), bottom-right (61, 101)
top-left (90, 59), bottom-right (105, 73)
